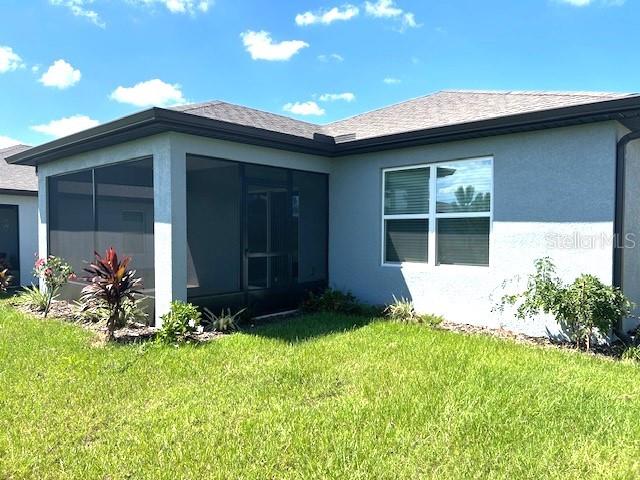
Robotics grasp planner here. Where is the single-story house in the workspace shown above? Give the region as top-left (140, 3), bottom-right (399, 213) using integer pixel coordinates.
top-left (0, 144), bottom-right (38, 287)
top-left (7, 90), bottom-right (640, 336)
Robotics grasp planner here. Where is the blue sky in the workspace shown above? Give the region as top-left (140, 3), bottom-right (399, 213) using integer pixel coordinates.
top-left (0, 0), bottom-right (639, 148)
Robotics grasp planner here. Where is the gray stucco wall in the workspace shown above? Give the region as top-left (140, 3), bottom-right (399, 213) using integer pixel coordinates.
top-left (329, 122), bottom-right (621, 336)
top-left (36, 132), bottom-right (330, 324)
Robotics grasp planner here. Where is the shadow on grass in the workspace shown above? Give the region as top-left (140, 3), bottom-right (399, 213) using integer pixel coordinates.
top-left (246, 313), bottom-right (377, 343)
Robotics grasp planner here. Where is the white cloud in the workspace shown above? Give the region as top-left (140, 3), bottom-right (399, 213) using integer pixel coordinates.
top-left (0, 46), bottom-right (24, 73)
top-left (383, 77), bottom-right (401, 84)
top-left (318, 92), bottom-right (355, 102)
top-left (39, 60), bottom-right (82, 89)
top-left (31, 115), bottom-right (100, 138)
top-left (364, 0), bottom-right (420, 29)
top-left (0, 136), bottom-right (24, 149)
top-left (49, 0), bottom-right (105, 28)
top-left (283, 101), bottom-right (325, 116)
top-left (556, 0), bottom-right (624, 5)
top-left (110, 79), bottom-right (186, 107)
top-left (131, 0), bottom-right (213, 14)
top-left (295, 5), bottom-right (359, 26)
top-left (241, 30), bottom-right (308, 61)
top-left (318, 53), bottom-right (344, 62)
top-left (365, 0), bottom-right (402, 17)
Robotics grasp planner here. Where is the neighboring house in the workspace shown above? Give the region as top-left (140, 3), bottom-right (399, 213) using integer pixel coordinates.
top-left (0, 144), bottom-right (38, 287)
top-left (8, 90), bottom-right (640, 336)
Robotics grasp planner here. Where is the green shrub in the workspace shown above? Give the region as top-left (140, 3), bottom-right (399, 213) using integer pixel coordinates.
top-left (75, 297), bottom-right (149, 326)
top-left (203, 307), bottom-right (245, 333)
top-left (33, 256), bottom-right (74, 317)
top-left (384, 295), bottom-right (415, 322)
top-left (417, 313), bottom-right (445, 327)
top-left (499, 257), bottom-right (632, 351)
top-left (157, 301), bottom-right (202, 344)
top-left (621, 345), bottom-right (640, 363)
top-left (12, 285), bottom-right (50, 312)
top-left (301, 288), bottom-right (363, 315)
top-left (384, 296), bottom-right (444, 327)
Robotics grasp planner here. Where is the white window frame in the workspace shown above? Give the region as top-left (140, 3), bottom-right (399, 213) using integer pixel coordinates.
top-left (381, 156), bottom-right (494, 268)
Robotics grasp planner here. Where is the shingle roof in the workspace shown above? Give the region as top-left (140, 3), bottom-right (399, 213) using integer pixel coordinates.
top-left (323, 90), bottom-right (637, 141)
top-left (0, 144), bottom-right (36, 192)
top-left (174, 90), bottom-right (638, 142)
top-left (10, 89), bottom-right (640, 167)
top-left (172, 101), bottom-right (320, 140)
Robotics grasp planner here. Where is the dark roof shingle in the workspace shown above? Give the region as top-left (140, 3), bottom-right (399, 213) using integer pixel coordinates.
top-left (172, 90), bottom-right (637, 143)
top-left (0, 145), bottom-right (36, 192)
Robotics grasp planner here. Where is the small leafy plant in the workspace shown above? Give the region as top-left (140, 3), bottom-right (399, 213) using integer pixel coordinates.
top-left (75, 297), bottom-right (148, 326)
top-left (499, 257), bottom-right (632, 351)
top-left (384, 295), bottom-right (415, 322)
top-left (384, 295), bottom-right (444, 326)
top-left (33, 256), bottom-right (75, 317)
top-left (621, 345), bottom-right (640, 363)
top-left (301, 288), bottom-right (363, 315)
top-left (12, 285), bottom-right (50, 311)
top-left (81, 248), bottom-right (142, 340)
top-left (157, 300), bottom-right (202, 344)
top-left (203, 307), bottom-right (245, 333)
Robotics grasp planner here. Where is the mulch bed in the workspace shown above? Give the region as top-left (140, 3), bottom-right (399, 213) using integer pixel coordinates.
top-left (11, 299), bottom-right (633, 357)
top-left (14, 299), bottom-right (224, 344)
top-left (438, 320), bottom-right (625, 359)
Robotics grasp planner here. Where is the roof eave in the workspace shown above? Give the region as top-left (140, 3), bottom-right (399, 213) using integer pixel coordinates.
top-left (334, 96), bottom-right (640, 155)
top-left (8, 96), bottom-right (640, 165)
top-left (7, 108), bottom-right (335, 166)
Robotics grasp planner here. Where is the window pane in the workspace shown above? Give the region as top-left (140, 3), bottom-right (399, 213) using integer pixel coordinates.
top-left (385, 219), bottom-right (428, 263)
top-left (0, 205), bottom-right (19, 285)
top-left (186, 157), bottom-right (241, 296)
top-left (95, 159), bottom-right (154, 291)
top-left (436, 159), bottom-right (491, 213)
top-left (384, 168), bottom-right (429, 215)
top-left (437, 218), bottom-right (489, 266)
top-left (48, 170), bottom-right (94, 277)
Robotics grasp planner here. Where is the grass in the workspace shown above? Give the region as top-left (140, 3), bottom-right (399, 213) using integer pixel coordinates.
top-left (1, 303), bottom-right (640, 479)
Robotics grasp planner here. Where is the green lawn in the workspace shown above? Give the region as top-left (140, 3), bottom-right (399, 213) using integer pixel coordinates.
top-left (1, 304), bottom-right (640, 479)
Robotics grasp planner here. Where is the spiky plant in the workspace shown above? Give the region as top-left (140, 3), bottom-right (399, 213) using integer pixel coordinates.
top-left (81, 247), bottom-right (142, 340)
top-left (0, 268), bottom-right (11, 293)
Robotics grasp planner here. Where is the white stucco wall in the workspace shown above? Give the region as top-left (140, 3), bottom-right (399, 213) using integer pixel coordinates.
top-left (0, 193), bottom-right (38, 286)
top-left (329, 122), bottom-right (622, 337)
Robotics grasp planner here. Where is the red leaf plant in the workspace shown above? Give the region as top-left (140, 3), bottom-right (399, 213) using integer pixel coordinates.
top-left (81, 247), bottom-right (142, 340)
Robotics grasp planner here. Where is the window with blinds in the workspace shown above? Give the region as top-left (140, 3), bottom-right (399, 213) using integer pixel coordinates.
top-left (382, 167), bottom-right (429, 263)
top-left (382, 157), bottom-right (492, 266)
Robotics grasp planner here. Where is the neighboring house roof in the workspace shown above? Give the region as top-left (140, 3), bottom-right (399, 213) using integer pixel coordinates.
top-left (9, 90), bottom-right (640, 166)
top-left (0, 144), bottom-right (36, 194)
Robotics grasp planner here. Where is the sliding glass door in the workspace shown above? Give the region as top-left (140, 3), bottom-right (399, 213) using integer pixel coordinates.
top-left (187, 155), bottom-right (328, 315)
